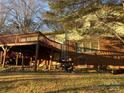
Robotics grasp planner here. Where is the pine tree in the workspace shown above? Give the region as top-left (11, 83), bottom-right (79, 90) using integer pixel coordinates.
top-left (43, 0), bottom-right (124, 38)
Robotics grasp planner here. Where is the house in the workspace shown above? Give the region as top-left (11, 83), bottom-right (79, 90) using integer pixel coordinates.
top-left (44, 31), bottom-right (124, 72)
top-left (0, 31), bottom-right (124, 72)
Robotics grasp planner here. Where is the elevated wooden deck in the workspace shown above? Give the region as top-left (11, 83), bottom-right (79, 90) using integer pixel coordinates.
top-left (1, 32), bottom-right (124, 72)
top-left (0, 32), bottom-right (77, 71)
top-left (0, 32), bottom-right (75, 52)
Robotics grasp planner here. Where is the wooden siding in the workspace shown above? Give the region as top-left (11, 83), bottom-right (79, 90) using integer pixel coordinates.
top-left (73, 37), bottom-right (124, 67)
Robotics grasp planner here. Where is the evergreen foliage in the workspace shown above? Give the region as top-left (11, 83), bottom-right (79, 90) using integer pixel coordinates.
top-left (43, 0), bottom-right (124, 37)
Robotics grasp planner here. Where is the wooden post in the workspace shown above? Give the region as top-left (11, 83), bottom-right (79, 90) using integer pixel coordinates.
top-left (48, 50), bottom-right (53, 70)
top-left (34, 34), bottom-right (39, 72)
top-left (34, 43), bottom-right (39, 71)
top-left (60, 44), bottom-right (63, 61)
top-left (30, 57), bottom-right (32, 66)
top-left (45, 60), bottom-right (48, 69)
top-left (2, 49), bottom-right (7, 68)
top-left (0, 52), bottom-right (3, 65)
top-left (22, 53), bottom-right (24, 70)
top-left (37, 60), bottom-right (40, 66)
top-left (90, 41), bottom-right (92, 52)
top-left (48, 59), bottom-right (52, 70)
top-left (98, 40), bottom-right (100, 52)
top-left (16, 52), bottom-right (19, 66)
top-left (1, 46), bottom-right (12, 68)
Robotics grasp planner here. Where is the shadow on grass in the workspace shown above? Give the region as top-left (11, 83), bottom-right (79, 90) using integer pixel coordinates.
top-left (0, 70), bottom-right (114, 76)
top-left (0, 76), bottom-right (124, 93)
top-left (0, 85), bottom-right (15, 92)
top-left (46, 86), bottom-right (95, 93)
top-left (0, 78), bottom-right (65, 92)
top-left (0, 80), bottom-right (27, 92)
top-left (0, 77), bottom-right (65, 82)
top-left (99, 84), bottom-right (124, 89)
top-left (0, 71), bottom-right (124, 81)
top-left (46, 84), bottom-right (124, 93)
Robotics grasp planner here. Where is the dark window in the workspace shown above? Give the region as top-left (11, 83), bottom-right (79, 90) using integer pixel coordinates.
top-left (76, 40), bottom-right (99, 53)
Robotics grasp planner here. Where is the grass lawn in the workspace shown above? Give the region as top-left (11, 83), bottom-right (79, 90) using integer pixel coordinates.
top-left (0, 71), bottom-right (124, 93)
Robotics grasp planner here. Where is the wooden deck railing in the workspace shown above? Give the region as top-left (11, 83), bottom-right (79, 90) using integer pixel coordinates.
top-left (0, 32), bottom-right (76, 52)
top-left (0, 33), bottom-right (38, 45)
top-left (39, 32), bottom-right (76, 52)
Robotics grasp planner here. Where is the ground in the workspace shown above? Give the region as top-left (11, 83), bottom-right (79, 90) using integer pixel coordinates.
top-left (0, 71), bottom-right (124, 93)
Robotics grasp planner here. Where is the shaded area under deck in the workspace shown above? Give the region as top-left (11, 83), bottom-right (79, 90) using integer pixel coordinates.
top-left (0, 32), bottom-right (71, 71)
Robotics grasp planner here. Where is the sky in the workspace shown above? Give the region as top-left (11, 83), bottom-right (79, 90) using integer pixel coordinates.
top-left (0, 0), bottom-right (123, 32)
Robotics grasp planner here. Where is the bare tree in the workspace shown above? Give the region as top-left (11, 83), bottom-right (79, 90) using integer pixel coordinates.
top-left (0, 0), bottom-right (11, 33)
top-left (5, 0), bottom-right (44, 33)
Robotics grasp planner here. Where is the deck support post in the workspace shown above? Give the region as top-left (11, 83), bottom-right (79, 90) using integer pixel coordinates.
top-left (48, 50), bottom-right (53, 70)
top-left (34, 34), bottom-right (39, 72)
top-left (1, 46), bottom-right (12, 68)
top-left (34, 43), bottom-right (39, 71)
top-left (21, 53), bottom-right (24, 70)
top-left (30, 57), bottom-right (32, 66)
top-left (2, 48), bottom-right (7, 68)
top-left (0, 52), bottom-right (3, 65)
top-left (16, 52), bottom-right (19, 66)
top-left (48, 60), bottom-right (51, 70)
top-left (45, 60), bottom-right (48, 69)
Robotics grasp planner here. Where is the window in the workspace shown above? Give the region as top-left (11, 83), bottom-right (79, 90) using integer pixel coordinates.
top-left (83, 42), bottom-right (91, 53)
top-left (91, 41), bottom-right (99, 52)
top-left (76, 42), bottom-right (83, 53)
top-left (76, 39), bottom-right (99, 53)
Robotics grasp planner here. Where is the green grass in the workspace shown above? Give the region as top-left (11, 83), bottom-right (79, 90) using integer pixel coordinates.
top-left (0, 71), bottom-right (124, 93)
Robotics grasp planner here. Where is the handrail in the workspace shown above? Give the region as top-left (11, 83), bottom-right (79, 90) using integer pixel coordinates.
top-left (77, 47), bottom-right (124, 54)
top-left (0, 32), bottom-right (76, 52)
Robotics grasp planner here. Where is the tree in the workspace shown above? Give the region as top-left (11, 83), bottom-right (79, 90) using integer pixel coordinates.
top-left (43, 0), bottom-right (100, 31)
top-left (43, 0), bottom-right (124, 43)
top-left (0, 0), bottom-right (45, 34)
top-left (8, 0), bottom-right (44, 33)
top-left (0, 0), bottom-right (11, 33)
